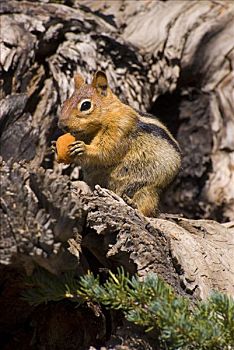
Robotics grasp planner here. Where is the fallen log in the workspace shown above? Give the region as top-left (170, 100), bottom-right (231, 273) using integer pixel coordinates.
top-left (1, 160), bottom-right (233, 300)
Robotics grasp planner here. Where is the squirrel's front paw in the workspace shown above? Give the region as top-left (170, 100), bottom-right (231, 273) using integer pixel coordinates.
top-left (69, 140), bottom-right (86, 157)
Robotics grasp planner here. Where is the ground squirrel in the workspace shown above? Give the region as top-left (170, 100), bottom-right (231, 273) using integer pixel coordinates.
top-left (58, 71), bottom-right (181, 217)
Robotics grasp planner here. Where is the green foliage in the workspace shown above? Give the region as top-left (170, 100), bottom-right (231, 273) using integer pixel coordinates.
top-left (23, 269), bottom-right (81, 305)
top-left (23, 268), bottom-right (234, 350)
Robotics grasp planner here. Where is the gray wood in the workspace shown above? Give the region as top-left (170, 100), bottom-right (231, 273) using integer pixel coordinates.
top-left (1, 160), bottom-right (233, 299)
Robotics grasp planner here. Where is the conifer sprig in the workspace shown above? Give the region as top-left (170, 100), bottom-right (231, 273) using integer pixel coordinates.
top-left (23, 268), bottom-right (234, 350)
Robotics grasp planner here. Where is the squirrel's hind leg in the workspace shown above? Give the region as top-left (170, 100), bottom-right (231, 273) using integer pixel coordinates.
top-left (132, 186), bottom-right (160, 217)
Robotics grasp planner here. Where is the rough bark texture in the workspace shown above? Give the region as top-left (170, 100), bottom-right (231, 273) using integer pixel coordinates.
top-left (0, 1), bottom-right (234, 349)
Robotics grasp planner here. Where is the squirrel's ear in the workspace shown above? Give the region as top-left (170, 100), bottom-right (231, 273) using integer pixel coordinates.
top-left (74, 74), bottom-right (85, 89)
top-left (92, 71), bottom-right (108, 96)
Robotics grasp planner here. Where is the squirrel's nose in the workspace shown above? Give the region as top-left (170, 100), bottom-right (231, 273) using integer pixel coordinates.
top-left (58, 120), bottom-right (69, 133)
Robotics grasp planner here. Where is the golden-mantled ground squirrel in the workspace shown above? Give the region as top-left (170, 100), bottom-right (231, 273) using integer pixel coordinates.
top-left (58, 71), bottom-right (181, 217)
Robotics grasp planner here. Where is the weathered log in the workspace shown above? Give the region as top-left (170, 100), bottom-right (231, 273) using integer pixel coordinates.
top-left (1, 160), bottom-right (233, 299)
top-left (1, 159), bottom-right (233, 349)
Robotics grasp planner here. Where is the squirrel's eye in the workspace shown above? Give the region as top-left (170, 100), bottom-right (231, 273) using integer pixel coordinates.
top-left (80, 100), bottom-right (92, 112)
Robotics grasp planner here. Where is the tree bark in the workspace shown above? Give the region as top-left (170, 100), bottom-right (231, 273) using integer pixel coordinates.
top-left (0, 1), bottom-right (234, 349)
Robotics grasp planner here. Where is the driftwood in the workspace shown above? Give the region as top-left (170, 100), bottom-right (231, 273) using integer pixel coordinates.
top-left (0, 1), bottom-right (234, 349)
top-left (1, 160), bottom-right (234, 298)
top-left (0, 159), bottom-right (234, 349)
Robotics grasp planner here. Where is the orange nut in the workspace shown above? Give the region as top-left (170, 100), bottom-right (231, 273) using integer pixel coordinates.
top-left (56, 133), bottom-right (76, 164)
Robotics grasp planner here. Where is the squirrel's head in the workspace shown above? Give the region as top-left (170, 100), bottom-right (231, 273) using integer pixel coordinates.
top-left (59, 71), bottom-right (118, 137)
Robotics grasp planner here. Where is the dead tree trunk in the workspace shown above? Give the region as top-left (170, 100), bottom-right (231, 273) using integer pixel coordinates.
top-left (0, 1), bottom-right (234, 349)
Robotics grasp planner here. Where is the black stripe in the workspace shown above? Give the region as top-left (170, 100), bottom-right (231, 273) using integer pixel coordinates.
top-left (137, 120), bottom-right (181, 154)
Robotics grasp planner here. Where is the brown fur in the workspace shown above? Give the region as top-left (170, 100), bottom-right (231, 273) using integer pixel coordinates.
top-left (58, 71), bottom-right (181, 217)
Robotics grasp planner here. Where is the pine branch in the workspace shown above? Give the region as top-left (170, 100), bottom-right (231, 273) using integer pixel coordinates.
top-left (23, 268), bottom-right (81, 305)
top-left (23, 268), bottom-right (234, 350)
